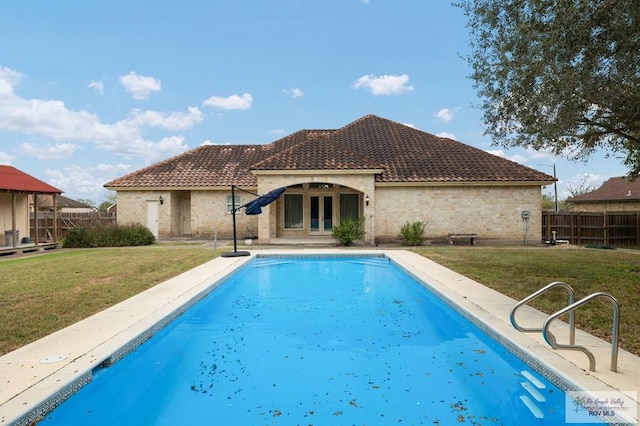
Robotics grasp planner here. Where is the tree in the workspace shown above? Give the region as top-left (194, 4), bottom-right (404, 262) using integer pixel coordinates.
top-left (456, 0), bottom-right (640, 175)
top-left (76, 198), bottom-right (96, 208)
top-left (98, 191), bottom-right (117, 212)
top-left (566, 175), bottom-right (596, 198)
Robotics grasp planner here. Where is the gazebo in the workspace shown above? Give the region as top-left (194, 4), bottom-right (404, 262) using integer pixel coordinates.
top-left (0, 165), bottom-right (62, 250)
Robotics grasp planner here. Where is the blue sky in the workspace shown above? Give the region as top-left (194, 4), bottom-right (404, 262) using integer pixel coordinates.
top-left (0, 1), bottom-right (628, 203)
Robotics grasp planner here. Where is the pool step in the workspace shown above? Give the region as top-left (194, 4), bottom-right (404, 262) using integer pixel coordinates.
top-left (518, 370), bottom-right (547, 419)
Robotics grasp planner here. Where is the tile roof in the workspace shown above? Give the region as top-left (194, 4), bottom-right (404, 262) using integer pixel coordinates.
top-left (0, 165), bottom-right (62, 193)
top-left (32, 194), bottom-right (93, 209)
top-left (567, 177), bottom-right (640, 202)
top-left (104, 114), bottom-right (555, 189)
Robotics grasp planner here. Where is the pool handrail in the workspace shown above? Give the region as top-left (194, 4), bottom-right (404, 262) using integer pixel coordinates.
top-left (542, 292), bottom-right (620, 372)
top-left (510, 281), bottom-right (576, 345)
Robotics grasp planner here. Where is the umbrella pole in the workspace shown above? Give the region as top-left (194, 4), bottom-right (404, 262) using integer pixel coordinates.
top-left (231, 185), bottom-right (238, 253)
top-left (222, 185), bottom-right (250, 257)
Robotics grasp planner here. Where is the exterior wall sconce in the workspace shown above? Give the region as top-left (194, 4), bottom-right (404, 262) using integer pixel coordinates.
top-left (159, 196), bottom-right (164, 205)
top-left (365, 194), bottom-right (370, 206)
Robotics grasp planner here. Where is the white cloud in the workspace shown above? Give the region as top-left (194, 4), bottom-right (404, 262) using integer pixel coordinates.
top-left (119, 71), bottom-right (161, 100)
top-left (282, 88), bottom-right (304, 99)
top-left (563, 172), bottom-right (606, 197)
top-left (202, 93), bottom-right (253, 110)
top-left (126, 107), bottom-right (204, 130)
top-left (436, 131), bottom-right (457, 140)
top-left (434, 108), bottom-right (455, 123)
top-left (0, 67), bottom-right (194, 160)
top-left (95, 162), bottom-right (131, 174)
top-left (200, 140), bottom-right (230, 146)
top-left (19, 142), bottom-right (79, 160)
top-left (112, 135), bottom-right (189, 161)
top-left (270, 128), bottom-right (287, 135)
top-left (0, 67), bottom-right (23, 96)
top-left (0, 151), bottom-right (13, 164)
top-left (487, 149), bottom-right (527, 163)
top-left (88, 80), bottom-right (104, 95)
top-left (353, 74), bottom-right (414, 95)
top-left (43, 164), bottom-right (127, 200)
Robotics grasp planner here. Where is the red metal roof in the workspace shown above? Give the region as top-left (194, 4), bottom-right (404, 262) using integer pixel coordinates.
top-left (0, 165), bottom-right (62, 193)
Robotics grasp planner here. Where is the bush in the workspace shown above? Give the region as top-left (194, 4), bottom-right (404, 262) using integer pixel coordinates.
top-left (63, 224), bottom-right (155, 248)
top-left (399, 221), bottom-right (428, 246)
top-left (331, 217), bottom-right (365, 246)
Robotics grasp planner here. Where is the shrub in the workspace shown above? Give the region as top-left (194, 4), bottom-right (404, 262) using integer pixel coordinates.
top-left (63, 224), bottom-right (155, 248)
top-left (331, 217), bottom-right (365, 246)
top-left (399, 221), bottom-right (428, 246)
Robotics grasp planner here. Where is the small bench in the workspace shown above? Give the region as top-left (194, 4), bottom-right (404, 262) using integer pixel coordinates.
top-left (448, 233), bottom-right (477, 246)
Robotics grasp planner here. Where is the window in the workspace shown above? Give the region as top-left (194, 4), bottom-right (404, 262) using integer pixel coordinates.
top-left (226, 195), bottom-right (242, 214)
top-left (340, 193), bottom-right (359, 221)
top-left (284, 194), bottom-right (303, 229)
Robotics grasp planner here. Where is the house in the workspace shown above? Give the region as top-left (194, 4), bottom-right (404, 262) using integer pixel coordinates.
top-left (30, 194), bottom-right (95, 213)
top-left (0, 165), bottom-right (62, 247)
top-left (566, 177), bottom-right (640, 212)
top-left (104, 114), bottom-right (554, 244)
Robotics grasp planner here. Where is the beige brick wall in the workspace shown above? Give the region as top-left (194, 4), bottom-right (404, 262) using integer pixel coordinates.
top-left (116, 182), bottom-right (543, 243)
top-left (116, 190), bottom-right (257, 239)
top-left (374, 184), bottom-right (543, 242)
top-left (191, 190), bottom-right (258, 239)
top-left (567, 201), bottom-right (640, 212)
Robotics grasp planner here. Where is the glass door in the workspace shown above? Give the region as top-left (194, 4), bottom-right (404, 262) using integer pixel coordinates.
top-left (310, 195), bottom-right (333, 234)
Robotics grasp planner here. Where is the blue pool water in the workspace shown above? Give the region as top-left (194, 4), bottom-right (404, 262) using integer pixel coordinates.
top-left (40, 256), bottom-right (593, 425)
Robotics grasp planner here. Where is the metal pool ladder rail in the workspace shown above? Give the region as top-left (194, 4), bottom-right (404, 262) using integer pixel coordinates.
top-left (542, 292), bottom-right (620, 372)
top-left (510, 283), bottom-right (620, 372)
top-left (510, 281), bottom-right (576, 345)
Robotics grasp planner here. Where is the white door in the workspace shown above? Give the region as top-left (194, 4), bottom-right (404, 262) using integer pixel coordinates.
top-left (147, 201), bottom-right (159, 237)
top-left (180, 199), bottom-right (191, 235)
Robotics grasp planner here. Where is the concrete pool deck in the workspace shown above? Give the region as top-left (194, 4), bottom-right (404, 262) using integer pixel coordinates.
top-left (0, 249), bottom-right (638, 425)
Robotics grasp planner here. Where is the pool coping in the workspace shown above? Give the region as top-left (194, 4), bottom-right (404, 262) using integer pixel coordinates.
top-left (0, 249), bottom-right (638, 425)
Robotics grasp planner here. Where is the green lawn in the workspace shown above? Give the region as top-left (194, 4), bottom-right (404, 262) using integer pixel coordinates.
top-left (0, 245), bottom-right (638, 357)
top-left (0, 246), bottom-right (215, 355)
top-left (416, 246), bottom-right (640, 356)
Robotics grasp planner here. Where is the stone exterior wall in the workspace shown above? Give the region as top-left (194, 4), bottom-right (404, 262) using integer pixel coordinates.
top-left (190, 190), bottom-right (258, 239)
top-left (254, 172), bottom-right (376, 243)
top-left (115, 181), bottom-right (544, 243)
top-left (115, 189), bottom-right (258, 239)
top-left (374, 184), bottom-right (543, 242)
top-left (567, 201), bottom-right (640, 212)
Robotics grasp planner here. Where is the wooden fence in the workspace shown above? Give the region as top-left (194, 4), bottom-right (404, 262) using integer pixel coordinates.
top-left (29, 212), bottom-right (117, 241)
top-left (542, 211), bottom-right (640, 246)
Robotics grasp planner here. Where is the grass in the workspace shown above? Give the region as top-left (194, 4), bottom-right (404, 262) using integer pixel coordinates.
top-left (0, 244), bottom-right (638, 357)
top-left (415, 246), bottom-right (640, 356)
top-left (0, 246), bottom-right (215, 355)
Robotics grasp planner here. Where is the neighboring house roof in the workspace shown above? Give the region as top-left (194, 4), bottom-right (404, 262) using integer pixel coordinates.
top-left (0, 165), bottom-right (62, 193)
top-left (105, 115), bottom-right (554, 189)
top-left (32, 194), bottom-right (93, 209)
top-left (567, 177), bottom-right (640, 203)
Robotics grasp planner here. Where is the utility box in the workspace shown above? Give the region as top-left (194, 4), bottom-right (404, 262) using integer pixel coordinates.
top-left (4, 230), bottom-right (19, 246)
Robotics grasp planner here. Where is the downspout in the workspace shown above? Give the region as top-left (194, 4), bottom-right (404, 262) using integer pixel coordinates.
top-left (53, 193), bottom-right (58, 241)
top-left (11, 192), bottom-right (17, 247)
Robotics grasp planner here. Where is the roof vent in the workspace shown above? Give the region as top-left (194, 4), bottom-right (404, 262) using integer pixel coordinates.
top-left (626, 190), bottom-right (632, 197)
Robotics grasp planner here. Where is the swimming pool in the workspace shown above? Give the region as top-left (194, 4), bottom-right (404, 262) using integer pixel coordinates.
top-left (37, 255), bottom-right (601, 425)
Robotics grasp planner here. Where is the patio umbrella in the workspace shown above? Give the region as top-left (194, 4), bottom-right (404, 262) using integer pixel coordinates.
top-left (243, 187), bottom-right (287, 215)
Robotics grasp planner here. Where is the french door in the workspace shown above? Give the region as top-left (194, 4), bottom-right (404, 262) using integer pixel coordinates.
top-left (310, 195), bottom-right (333, 234)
